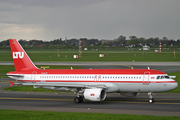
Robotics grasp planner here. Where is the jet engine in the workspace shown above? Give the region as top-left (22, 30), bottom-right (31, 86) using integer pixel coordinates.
top-left (120, 92), bottom-right (139, 97)
top-left (84, 88), bottom-right (106, 101)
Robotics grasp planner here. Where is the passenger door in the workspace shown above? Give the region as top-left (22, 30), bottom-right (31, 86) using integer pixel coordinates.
top-left (143, 71), bottom-right (150, 85)
top-left (31, 71), bottom-right (37, 83)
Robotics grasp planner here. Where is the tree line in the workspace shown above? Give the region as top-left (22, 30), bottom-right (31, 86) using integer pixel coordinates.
top-left (0, 36), bottom-right (180, 49)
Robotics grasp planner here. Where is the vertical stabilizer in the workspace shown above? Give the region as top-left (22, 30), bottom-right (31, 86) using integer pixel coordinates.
top-left (9, 39), bottom-right (39, 71)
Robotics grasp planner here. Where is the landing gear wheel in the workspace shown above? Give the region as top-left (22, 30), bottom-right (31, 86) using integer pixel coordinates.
top-left (148, 92), bottom-right (155, 104)
top-left (74, 96), bottom-right (83, 103)
top-left (74, 97), bottom-right (79, 103)
top-left (79, 96), bottom-right (83, 103)
top-left (149, 98), bottom-right (155, 104)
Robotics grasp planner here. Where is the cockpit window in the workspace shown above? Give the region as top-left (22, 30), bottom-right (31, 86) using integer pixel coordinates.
top-left (161, 76), bottom-right (164, 79)
top-left (164, 76), bottom-right (170, 79)
top-left (157, 75), bottom-right (170, 79)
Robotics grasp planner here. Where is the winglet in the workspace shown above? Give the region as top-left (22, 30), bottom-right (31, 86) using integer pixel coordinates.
top-left (9, 80), bottom-right (14, 87)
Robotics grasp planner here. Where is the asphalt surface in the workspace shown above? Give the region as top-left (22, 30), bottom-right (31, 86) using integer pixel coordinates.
top-left (0, 62), bottom-right (180, 116)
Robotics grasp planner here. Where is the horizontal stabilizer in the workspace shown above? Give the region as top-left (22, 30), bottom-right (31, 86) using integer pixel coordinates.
top-left (9, 81), bottom-right (14, 87)
top-left (9, 80), bottom-right (22, 87)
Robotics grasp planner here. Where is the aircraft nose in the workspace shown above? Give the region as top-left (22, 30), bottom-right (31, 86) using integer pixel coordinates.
top-left (173, 81), bottom-right (178, 89)
top-left (171, 80), bottom-right (178, 90)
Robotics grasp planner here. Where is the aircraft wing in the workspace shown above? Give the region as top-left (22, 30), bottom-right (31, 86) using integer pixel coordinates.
top-left (9, 81), bottom-right (107, 89)
top-left (23, 83), bottom-right (107, 89)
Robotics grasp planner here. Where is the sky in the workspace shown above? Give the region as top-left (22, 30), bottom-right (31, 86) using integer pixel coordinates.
top-left (0, 0), bottom-right (180, 41)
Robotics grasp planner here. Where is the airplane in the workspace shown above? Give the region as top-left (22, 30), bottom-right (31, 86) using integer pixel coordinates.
top-left (7, 39), bottom-right (178, 104)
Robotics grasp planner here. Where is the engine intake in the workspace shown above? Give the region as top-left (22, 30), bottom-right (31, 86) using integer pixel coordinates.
top-left (84, 88), bottom-right (106, 101)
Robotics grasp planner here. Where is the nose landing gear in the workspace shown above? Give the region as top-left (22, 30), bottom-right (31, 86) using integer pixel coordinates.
top-left (148, 92), bottom-right (155, 103)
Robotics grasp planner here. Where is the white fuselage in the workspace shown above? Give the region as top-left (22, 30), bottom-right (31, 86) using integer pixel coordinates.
top-left (14, 73), bottom-right (178, 93)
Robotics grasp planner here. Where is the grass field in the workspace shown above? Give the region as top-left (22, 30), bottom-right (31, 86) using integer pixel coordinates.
top-left (0, 50), bottom-right (180, 62)
top-left (0, 109), bottom-right (180, 120)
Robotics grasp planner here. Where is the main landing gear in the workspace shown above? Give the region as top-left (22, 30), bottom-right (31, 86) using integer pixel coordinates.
top-left (74, 96), bottom-right (83, 103)
top-left (74, 89), bottom-right (84, 103)
top-left (148, 92), bottom-right (155, 104)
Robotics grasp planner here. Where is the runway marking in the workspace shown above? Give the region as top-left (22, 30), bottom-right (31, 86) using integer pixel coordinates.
top-left (108, 98), bottom-right (180, 101)
top-left (104, 101), bottom-right (180, 105)
top-left (0, 97), bottom-right (180, 105)
top-left (0, 97), bottom-right (72, 101)
top-left (118, 65), bottom-right (134, 69)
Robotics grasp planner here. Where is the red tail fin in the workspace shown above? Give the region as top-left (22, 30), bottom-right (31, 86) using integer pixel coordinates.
top-left (9, 39), bottom-right (39, 71)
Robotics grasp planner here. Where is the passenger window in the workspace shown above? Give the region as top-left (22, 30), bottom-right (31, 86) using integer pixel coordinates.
top-left (157, 76), bottom-right (160, 79)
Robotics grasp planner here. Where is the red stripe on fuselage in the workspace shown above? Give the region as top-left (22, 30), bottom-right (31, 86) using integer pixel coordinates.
top-left (18, 80), bottom-right (176, 83)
